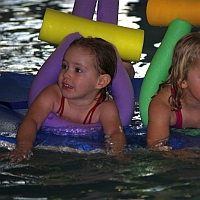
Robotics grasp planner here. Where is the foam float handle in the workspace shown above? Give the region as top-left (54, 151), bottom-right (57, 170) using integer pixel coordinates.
top-left (147, 0), bottom-right (200, 27)
top-left (139, 19), bottom-right (192, 126)
top-left (39, 8), bottom-right (144, 62)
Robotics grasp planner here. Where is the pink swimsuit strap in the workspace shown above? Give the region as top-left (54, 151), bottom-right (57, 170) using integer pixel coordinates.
top-left (56, 95), bottom-right (65, 117)
top-left (83, 94), bottom-right (104, 124)
top-left (173, 109), bottom-right (182, 129)
top-left (56, 94), bottom-right (104, 124)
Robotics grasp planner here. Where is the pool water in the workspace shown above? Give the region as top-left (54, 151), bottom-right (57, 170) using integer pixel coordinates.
top-left (1, 0), bottom-right (200, 199)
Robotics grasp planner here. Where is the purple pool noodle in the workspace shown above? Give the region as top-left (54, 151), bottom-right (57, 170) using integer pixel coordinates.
top-left (72, 0), bottom-right (97, 19)
top-left (97, 0), bottom-right (119, 24)
top-left (72, 0), bottom-right (119, 24)
top-left (111, 48), bottom-right (134, 126)
top-left (28, 33), bottom-right (134, 127)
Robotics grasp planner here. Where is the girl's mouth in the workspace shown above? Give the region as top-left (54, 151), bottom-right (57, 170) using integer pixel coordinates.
top-left (63, 83), bottom-right (73, 89)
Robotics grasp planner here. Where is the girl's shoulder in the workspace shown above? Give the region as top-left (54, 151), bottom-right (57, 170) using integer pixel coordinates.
top-left (150, 86), bottom-right (172, 109)
top-left (37, 84), bottom-right (61, 102)
top-left (99, 95), bottom-right (117, 110)
top-left (154, 85), bottom-right (171, 100)
top-left (97, 95), bottom-right (121, 123)
top-left (149, 86), bottom-right (173, 121)
top-left (42, 84), bottom-right (60, 94)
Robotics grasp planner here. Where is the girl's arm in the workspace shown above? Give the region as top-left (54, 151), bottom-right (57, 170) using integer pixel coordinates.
top-left (147, 95), bottom-right (172, 151)
top-left (99, 99), bottom-right (127, 156)
top-left (0, 85), bottom-right (58, 162)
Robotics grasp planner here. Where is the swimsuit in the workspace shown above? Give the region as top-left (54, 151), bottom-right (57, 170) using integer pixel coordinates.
top-left (56, 94), bottom-right (104, 124)
top-left (172, 109), bottom-right (182, 129)
top-left (171, 88), bottom-right (183, 128)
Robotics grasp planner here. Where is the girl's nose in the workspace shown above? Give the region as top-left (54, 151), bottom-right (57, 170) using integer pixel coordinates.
top-left (63, 69), bottom-right (71, 78)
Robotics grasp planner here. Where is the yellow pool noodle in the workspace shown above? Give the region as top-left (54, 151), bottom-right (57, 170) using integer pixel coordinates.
top-left (147, 0), bottom-right (200, 27)
top-left (39, 8), bottom-right (144, 62)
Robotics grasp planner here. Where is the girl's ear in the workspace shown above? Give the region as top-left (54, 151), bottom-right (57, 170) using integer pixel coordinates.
top-left (179, 79), bottom-right (187, 89)
top-left (96, 74), bottom-right (111, 89)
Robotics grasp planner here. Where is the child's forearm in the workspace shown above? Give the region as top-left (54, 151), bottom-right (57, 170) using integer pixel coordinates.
top-left (16, 119), bottom-right (38, 150)
top-left (107, 129), bottom-right (127, 155)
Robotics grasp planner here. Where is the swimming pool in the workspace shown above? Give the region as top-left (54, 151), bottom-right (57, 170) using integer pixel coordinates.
top-left (1, 0), bottom-right (200, 199)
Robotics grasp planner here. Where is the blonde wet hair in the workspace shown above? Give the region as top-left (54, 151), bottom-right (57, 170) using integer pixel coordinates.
top-left (157, 32), bottom-right (200, 111)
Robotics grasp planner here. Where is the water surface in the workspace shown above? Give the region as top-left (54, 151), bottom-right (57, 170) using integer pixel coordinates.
top-left (1, 0), bottom-right (200, 199)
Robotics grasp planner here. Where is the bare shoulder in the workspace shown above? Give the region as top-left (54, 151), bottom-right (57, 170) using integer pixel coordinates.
top-left (24, 84), bottom-right (62, 127)
top-left (148, 86), bottom-right (173, 125)
top-left (149, 86), bottom-right (171, 114)
top-left (35, 84), bottom-right (61, 102)
top-left (97, 95), bottom-right (120, 121)
top-left (100, 95), bottom-right (118, 112)
top-left (40, 84), bottom-right (60, 96)
top-left (31, 84), bottom-right (61, 112)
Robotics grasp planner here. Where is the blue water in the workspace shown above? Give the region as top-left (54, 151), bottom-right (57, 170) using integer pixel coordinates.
top-left (1, 0), bottom-right (200, 199)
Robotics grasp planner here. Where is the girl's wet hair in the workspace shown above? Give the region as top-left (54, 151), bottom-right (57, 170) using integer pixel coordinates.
top-left (68, 37), bottom-right (117, 98)
top-left (157, 32), bottom-right (200, 111)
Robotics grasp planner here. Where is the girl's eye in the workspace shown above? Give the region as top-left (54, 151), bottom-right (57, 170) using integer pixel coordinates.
top-left (62, 64), bottom-right (69, 69)
top-left (75, 68), bottom-right (82, 73)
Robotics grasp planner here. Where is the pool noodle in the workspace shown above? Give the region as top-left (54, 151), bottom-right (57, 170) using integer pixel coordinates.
top-left (139, 19), bottom-right (192, 126)
top-left (147, 0), bottom-right (200, 27)
top-left (39, 8), bottom-right (144, 62)
top-left (29, 32), bottom-right (134, 127)
top-left (72, 0), bottom-right (97, 20)
top-left (96, 0), bottom-right (119, 24)
top-left (72, 0), bottom-right (119, 24)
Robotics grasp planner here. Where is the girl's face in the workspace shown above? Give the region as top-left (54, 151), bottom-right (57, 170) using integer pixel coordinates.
top-left (58, 46), bottom-right (102, 99)
top-left (182, 61), bottom-right (200, 102)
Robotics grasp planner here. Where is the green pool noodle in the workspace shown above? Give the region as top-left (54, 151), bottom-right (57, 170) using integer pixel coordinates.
top-left (139, 19), bottom-right (192, 126)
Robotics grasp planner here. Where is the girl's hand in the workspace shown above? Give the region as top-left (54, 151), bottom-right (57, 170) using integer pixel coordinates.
top-left (105, 133), bottom-right (126, 156)
top-left (149, 145), bottom-right (172, 151)
top-left (148, 137), bottom-right (172, 151)
top-left (0, 147), bottom-right (33, 163)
